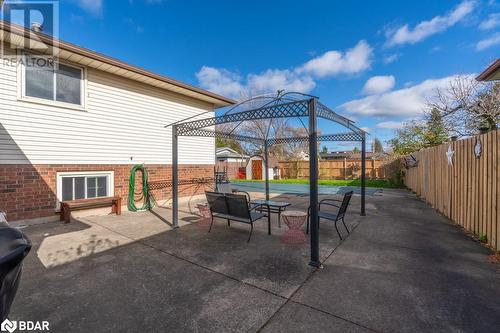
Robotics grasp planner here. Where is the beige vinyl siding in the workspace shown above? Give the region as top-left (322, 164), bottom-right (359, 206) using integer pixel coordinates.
top-left (0, 45), bottom-right (216, 165)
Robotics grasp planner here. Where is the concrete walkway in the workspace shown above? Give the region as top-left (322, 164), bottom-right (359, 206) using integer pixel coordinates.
top-left (10, 189), bottom-right (500, 332)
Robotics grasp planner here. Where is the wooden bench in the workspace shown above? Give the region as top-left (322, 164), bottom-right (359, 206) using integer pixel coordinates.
top-left (60, 196), bottom-right (122, 223)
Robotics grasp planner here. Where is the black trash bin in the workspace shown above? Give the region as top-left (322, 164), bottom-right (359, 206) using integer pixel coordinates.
top-left (0, 223), bottom-right (31, 321)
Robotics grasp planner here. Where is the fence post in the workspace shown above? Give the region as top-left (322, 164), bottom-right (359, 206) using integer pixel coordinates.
top-left (343, 158), bottom-right (347, 180)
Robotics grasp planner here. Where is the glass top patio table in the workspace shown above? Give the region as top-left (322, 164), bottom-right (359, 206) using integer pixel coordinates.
top-left (250, 200), bottom-right (291, 230)
top-left (250, 200), bottom-right (291, 208)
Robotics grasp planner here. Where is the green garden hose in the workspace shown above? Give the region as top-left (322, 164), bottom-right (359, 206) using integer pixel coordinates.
top-left (128, 164), bottom-right (155, 211)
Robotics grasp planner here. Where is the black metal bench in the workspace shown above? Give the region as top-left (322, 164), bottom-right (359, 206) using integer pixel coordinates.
top-left (205, 191), bottom-right (270, 242)
top-left (307, 191), bottom-right (353, 239)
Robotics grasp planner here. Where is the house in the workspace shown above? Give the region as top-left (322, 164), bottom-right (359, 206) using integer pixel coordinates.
top-left (216, 147), bottom-right (248, 163)
top-left (0, 21), bottom-right (234, 222)
top-left (319, 151), bottom-right (352, 160)
top-left (319, 151), bottom-right (389, 160)
top-left (476, 58), bottom-right (500, 81)
top-left (215, 147), bottom-right (248, 179)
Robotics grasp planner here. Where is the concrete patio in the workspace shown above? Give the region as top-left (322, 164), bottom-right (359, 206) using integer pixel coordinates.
top-left (10, 189), bottom-right (500, 332)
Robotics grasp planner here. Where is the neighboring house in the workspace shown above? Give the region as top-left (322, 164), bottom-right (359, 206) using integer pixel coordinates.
top-left (319, 151), bottom-right (352, 160)
top-left (216, 147), bottom-right (248, 163)
top-left (319, 151), bottom-right (389, 160)
top-left (0, 21), bottom-right (234, 221)
top-left (476, 58), bottom-right (500, 81)
top-left (216, 147), bottom-right (248, 179)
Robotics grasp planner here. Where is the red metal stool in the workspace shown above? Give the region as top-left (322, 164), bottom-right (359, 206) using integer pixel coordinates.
top-left (196, 204), bottom-right (212, 228)
top-left (281, 211), bottom-right (307, 244)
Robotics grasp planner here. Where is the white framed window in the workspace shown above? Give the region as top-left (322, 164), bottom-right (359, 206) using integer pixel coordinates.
top-left (19, 53), bottom-right (86, 109)
top-left (56, 171), bottom-right (114, 207)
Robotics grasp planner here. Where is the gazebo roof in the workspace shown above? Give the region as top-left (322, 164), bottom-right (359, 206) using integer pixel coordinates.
top-left (170, 92), bottom-right (365, 145)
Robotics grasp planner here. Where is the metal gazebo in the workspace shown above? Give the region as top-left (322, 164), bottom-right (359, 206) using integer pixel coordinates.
top-left (169, 92), bottom-right (366, 267)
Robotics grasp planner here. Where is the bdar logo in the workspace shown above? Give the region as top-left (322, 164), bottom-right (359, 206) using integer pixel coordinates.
top-left (1, 319), bottom-right (17, 333)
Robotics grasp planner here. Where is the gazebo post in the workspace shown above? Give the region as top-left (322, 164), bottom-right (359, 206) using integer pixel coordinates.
top-left (308, 98), bottom-right (321, 268)
top-left (360, 132), bottom-right (366, 216)
top-left (264, 140), bottom-right (270, 201)
top-left (172, 125), bottom-right (179, 228)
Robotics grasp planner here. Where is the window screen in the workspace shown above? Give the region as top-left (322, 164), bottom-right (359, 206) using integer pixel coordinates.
top-left (25, 64), bottom-right (54, 100)
top-left (61, 177), bottom-right (73, 201)
top-left (56, 64), bottom-right (82, 105)
top-left (74, 177), bottom-right (85, 200)
top-left (24, 57), bottom-right (82, 106)
top-left (60, 175), bottom-right (109, 201)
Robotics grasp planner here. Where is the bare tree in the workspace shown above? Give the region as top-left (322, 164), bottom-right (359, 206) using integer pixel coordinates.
top-left (238, 117), bottom-right (306, 159)
top-left (215, 89), bottom-right (310, 160)
top-left (428, 75), bottom-right (499, 137)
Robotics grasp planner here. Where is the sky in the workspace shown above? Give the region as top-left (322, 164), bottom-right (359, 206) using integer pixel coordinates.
top-left (7, 0), bottom-right (500, 150)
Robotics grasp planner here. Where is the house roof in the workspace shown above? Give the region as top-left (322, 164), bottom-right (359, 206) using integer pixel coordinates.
top-left (476, 58), bottom-right (500, 81)
top-left (216, 147), bottom-right (249, 159)
top-left (0, 21), bottom-right (235, 108)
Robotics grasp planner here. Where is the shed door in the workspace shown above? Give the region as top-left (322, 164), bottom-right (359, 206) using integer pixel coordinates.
top-left (252, 160), bottom-right (262, 180)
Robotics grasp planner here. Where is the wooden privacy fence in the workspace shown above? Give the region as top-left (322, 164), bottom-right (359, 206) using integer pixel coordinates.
top-left (404, 129), bottom-right (499, 251)
top-left (279, 159), bottom-right (393, 180)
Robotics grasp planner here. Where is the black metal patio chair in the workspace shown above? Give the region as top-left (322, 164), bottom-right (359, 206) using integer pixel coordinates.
top-left (307, 191), bottom-right (353, 240)
top-left (205, 191), bottom-right (269, 242)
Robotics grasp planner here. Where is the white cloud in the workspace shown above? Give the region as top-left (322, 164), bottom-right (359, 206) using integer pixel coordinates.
top-left (479, 13), bottom-right (500, 30)
top-left (196, 40), bottom-right (373, 98)
top-left (298, 40), bottom-right (373, 78)
top-left (247, 69), bottom-right (316, 94)
top-left (383, 54), bottom-right (399, 64)
top-left (430, 46), bottom-right (442, 53)
top-left (385, 1), bottom-right (475, 47)
top-left (362, 75), bottom-right (395, 95)
top-left (195, 67), bottom-right (315, 98)
top-left (376, 121), bottom-right (405, 130)
top-left (340, 74), bottom-right (474, 117)
top-left (75, 0), bottom-right (103, 15)
top-left (195, 66), bottom-right (244, 98)
top-left (476, 33), bottom-right (500, 50)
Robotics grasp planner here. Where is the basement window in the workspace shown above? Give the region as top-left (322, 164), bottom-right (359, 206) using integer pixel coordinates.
top-left (21, 54), bottom-right (85, 107)
top-left (56, 172), bottom-right (114, 204)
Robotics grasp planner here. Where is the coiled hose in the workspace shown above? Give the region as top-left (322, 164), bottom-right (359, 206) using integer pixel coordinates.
top-left (128, 164), bottom-right (155, 211)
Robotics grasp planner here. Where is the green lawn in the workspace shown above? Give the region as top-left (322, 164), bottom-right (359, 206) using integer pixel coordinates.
top-left (231, 178), bottom-right (404, 188)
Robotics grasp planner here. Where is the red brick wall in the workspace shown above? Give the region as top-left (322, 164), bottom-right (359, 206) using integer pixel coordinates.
top-left (0, 164), bottom-right (213, 221)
